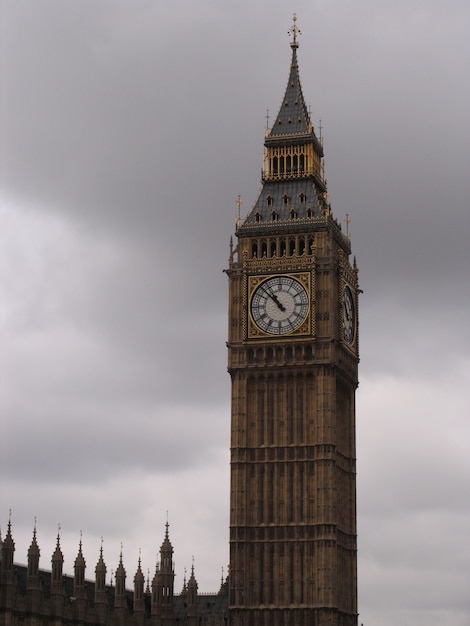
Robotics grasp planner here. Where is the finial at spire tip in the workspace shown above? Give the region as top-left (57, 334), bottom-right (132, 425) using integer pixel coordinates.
top-left (288, 13), bottom-right (301, 49)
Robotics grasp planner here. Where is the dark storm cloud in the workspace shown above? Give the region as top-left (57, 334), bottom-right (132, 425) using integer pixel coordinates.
top-left (1, 1), bottom-right (470, 624)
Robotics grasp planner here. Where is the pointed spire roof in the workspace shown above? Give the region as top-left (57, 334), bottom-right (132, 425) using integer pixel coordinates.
top-left (52, 526), bottom-right (63, 563)
top-left (95, 539), bottom-right (107, 574)
top-left (28, 520), bottom-right (40, 558)
top-left (268, 16), bottom-right (311, 140)
top-left (116, 544), bottom-right (126, 576)
top-left (74, 532), bottom-right (86, 568)
top-left (160, 519), bottom-right (173, 554)
top-left (3, 513), bottom-right (14, 551)
top-left (2, 514), bottom-right (15, 571)
top-left (187, 560), bottom-right (197, 590)
top-left (134, 555), bottom-right (145, 583)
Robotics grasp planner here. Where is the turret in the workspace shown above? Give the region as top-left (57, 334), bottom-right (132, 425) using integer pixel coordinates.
top-left (186, 561), bottom-right (198, 626)
top-left (51, 528), bottom-right (65, 615)
top-left (73, 534), bottom-right (86, 599)
top-left (51, 529), bottom-right (64, 594)
top-left (114, 547), bottom-right (127, 610)
top-left (152, 521), bottom-right (175, 626)
top-left (27, 522), bottom-right (40, 590)
top-left (133, 555), bottom-right (145, 623)
top-left (0, 517), bottom-right (16, 609)
top-left (0, 517), bottom-right (14, 580)
top-left (94, 542), bottom-right (108, 623)
top-left (73, 534), bottom-right (87, 620)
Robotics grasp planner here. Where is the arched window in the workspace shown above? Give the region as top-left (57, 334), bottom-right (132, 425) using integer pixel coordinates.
top-left (273, 157), bottom-right (278, 175)
top-left (299, 192), bottom-right (306, 203)
top-left (289, 238), bottom-right (296, 256)
top-left (283, 194), bottom-right (289, 205)
top-left (252, 242), bottom-right (258, 258)
top-left (290, 208), bottom-right (297, 220)
top-left (270, 240), bottom-right (276, 257)
top-left (266, 195), bottom-right (273, 206)
top-left (271, 210), bottom-right (278, 221)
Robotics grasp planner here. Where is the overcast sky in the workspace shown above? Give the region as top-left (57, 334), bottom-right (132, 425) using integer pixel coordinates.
top-left (1, 1), bottom-right (469, 625)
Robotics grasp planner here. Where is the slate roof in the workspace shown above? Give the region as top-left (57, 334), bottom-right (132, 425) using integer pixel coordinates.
top-left (247, 178), bottom-right (328, 226)
top-left (268, 46), bottom-right (311, 140)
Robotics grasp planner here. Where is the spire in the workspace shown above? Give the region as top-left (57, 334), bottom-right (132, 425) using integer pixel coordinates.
top-left (187, 559), bottom-right (197, 591)
top-left (2, 513), bottom-right (15, 573)
top-left (268, 14), bottom-right (313, 140)
top-left (160, 518), bottom-right (173, 571)
top-left (239, 16), bottom-right (330, 230)
top-left (52, 526), bottom-right (63, 562)
top-left (27, 520), bottom-right (40, 586)
top-left (0, 514), bottom-right (15, 607)
top-left (134, 553), bottom-right (145, 614)
top-left (134, 553), bottom-right (145, 585)
top-left (74, 532), bottom-right (86, 569)
top-left (74, 532), bottom-right (86, 599)
top-left (115, 544), bottom-right (127, 609)
top-left (51, 526), bottom-right (64, 594)
top-left (152, 520), bottom-right (175, 619)
top-left (187, 558), bottom-right (198, 622)
top-left (95, 538), bottom-right (107, 602)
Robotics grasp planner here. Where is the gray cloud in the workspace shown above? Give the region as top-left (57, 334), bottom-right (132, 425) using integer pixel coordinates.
top-left (1, 1), bottom-right (470, 623)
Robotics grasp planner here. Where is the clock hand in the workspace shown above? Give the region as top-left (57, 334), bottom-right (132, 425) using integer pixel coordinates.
top-left (271, 293), bottom-right (286, 312)
top-left (262, 286), bottom-right (286, 312)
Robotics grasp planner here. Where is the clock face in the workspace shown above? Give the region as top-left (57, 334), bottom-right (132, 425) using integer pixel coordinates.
top-left (343, 285), bottom-right (355, 344)
top-left (250, 275), bottom-right (309, 335)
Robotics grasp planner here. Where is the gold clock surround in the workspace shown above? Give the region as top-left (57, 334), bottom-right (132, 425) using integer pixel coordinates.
top-left (247, 272), bottom-right (311, 339)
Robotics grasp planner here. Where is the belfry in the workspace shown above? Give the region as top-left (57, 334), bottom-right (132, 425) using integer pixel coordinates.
top-left (226, 15), bottom-right (359, 626)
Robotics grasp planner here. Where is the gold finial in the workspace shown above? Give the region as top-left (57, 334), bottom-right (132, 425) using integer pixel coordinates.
top-left (344, 213), bottom-right (351, 238)
top-left (288, 13), bottom-right (301, 48)
top-left (236, 195), bottom-right (243, 229)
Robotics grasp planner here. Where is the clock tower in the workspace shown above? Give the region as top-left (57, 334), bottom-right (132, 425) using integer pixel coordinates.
top-left (226, 16), bottom-right (359, 626)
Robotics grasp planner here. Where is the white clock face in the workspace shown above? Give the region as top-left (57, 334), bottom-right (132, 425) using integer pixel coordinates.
top-left (343, 285), bottom-right (355, 344)
top-left (251, 276), bottom-right (309, 335)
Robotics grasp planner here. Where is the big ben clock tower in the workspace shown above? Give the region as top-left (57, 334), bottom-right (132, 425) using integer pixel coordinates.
top-left (226, 16), bottom-right (359, 626)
